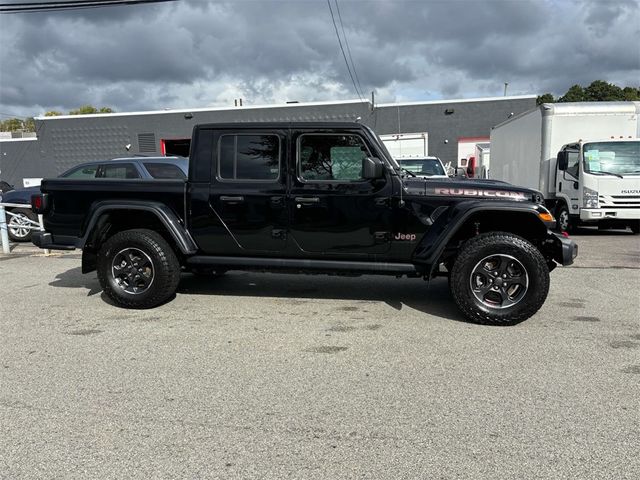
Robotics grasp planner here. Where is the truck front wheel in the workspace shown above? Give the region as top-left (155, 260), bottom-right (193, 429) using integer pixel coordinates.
top-left (556, 204), bottom-right (573, 233)
top-left (97, 229), bottom-right (181, 309)
top-left (449, 233), bottom-right (550, 326)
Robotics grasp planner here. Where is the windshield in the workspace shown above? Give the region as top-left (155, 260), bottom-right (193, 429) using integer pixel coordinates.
top-left (399, 158), bottom-right (446, 176)
top-left (583, 141), bottom-right (640, 175)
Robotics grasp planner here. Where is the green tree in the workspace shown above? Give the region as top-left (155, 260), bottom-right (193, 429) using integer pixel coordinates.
top-left (584, 80), bottom-right (624, 101)
top-left (536, 93), bottom-right (555, 105)
top-left (558, 84), bottom-right (585, 102)
top-left (0, 118), bottom-right (24, 131)
top-left (23, 117), bottom-right (35, 132)
top-left (44, 111), bottom-right (62, 116)
top-left (622, 86), bottom-right (640, 101)
top-left (69, 105), bottom-right (99, 115)
top-left (68, 105), bottom-right (115, 115)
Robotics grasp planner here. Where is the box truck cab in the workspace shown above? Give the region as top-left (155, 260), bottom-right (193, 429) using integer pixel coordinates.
top-left (490, 101), bottom-right (640, 233)
top-left (556, 138), bottom-right (640, 232)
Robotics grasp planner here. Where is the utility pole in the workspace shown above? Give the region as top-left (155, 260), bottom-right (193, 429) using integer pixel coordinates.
top-left (504, 83), bottom-right (509, 96)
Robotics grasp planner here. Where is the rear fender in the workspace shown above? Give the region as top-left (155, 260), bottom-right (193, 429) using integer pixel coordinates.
top-left (80, 200), bottom-right (198, 255)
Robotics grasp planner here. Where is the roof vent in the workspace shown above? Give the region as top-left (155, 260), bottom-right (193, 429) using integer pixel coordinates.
top-left (138, 133), bottom-right (156, 153)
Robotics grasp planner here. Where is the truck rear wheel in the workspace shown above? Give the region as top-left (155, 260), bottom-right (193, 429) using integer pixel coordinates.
top-left (449, 232), bottom-right (550, 326)
top-left (97, 229), bottom-right (180, 309)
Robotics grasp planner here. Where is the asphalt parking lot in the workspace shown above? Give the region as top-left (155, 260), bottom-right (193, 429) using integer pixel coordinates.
top-left (1, 230), bottom-right (639, 479)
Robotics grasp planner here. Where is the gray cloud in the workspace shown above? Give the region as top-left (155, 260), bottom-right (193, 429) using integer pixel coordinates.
top-left (0, 0), bottom-right (638, 118)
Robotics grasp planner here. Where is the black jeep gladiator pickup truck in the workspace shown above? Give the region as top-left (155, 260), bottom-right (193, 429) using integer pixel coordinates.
top-left (31, 122), bottom-right (577, 325)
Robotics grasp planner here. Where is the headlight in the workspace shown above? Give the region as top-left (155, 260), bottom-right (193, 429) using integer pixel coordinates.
top-left (583, 187), bottom-right (598, 208)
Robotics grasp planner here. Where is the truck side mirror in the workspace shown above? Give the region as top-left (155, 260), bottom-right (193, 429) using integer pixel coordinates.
top-left (557, 151), bottom-right (568, 171)
top-left (363, 157), bottom-right (384, 179)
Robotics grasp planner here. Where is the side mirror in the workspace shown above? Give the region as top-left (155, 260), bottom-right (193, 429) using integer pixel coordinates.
top-left (363, 157), bottom-right (384, 179)
top-left (557, 151), bottom-right (568, 171)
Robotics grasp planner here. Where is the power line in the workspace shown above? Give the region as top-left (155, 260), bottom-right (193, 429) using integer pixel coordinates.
top-left (0, 0), bottom-right (175, 13)
top-left (334, 0), bottom-right (364, 100)
top-left (326, 0), bottom-right (362, 101)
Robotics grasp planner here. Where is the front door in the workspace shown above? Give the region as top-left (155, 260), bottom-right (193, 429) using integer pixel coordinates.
top-left (288, 129), bottom-right (393, 257)
top-left (208, 130), bottom-right (288, 253)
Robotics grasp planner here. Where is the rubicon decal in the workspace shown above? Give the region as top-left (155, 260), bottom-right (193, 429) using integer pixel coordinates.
top-left (432, 187), bottom-right (527, 200)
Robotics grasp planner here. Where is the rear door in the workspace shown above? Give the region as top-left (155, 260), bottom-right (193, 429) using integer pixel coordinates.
top-left (208, 129), bottom-right (288, 253)
top-left (288, 129), bottom-right (393, 256)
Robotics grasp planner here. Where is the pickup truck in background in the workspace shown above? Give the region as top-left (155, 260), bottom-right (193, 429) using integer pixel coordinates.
top-left (31, 122), bottom-right (577, 325)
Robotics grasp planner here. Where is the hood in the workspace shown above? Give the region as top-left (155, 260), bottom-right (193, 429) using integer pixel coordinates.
top-left (402, 177), bottom-right (541, 203)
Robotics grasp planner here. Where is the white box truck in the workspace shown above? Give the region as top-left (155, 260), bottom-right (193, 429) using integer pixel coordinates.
top-left (490, 102), bottom-right (640, 233)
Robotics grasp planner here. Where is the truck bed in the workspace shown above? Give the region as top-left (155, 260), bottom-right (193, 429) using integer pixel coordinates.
top-left (39, 178), bottom-right (186, 237)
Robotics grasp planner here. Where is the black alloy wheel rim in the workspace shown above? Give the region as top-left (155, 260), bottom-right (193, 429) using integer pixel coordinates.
top-left (470, 254), bottom-right (529, 309)
top-left (111, 248), bottom-right (155, 294)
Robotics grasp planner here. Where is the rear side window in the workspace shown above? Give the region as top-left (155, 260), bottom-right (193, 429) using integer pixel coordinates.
top-left (218, 134), bottom-right (280, 181)
top-left (64, 165), bottom-right (99, 179)
top-left (299, 134), bottom-right (370, 181)
top-left (144, 163), bottom-right (186, 179)
top-left (100, 163), bottom-right (140, 179)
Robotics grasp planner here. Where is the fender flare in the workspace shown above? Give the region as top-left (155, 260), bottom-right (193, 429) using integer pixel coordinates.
top-left (79, 200), bottom-right (198, 255)
top-left (412, 201), bottom-right (549, 271)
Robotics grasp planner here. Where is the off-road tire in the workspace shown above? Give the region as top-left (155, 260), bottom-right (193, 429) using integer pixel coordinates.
top-left (97, 229), bottom-right (180, 309)
top-left (7, 208), bottom-right (37, 242)
top-left (449, 232), bottom-right (550, 326)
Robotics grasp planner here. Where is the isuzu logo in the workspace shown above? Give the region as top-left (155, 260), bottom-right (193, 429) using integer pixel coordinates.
top-left (433, 187), bottom-right (527, 200)
top-left (621, 190), bottom-right (640, 194)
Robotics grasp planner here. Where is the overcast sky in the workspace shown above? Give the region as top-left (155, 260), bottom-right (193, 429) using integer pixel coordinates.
top-left (0, 0), bottom-right (638, 118)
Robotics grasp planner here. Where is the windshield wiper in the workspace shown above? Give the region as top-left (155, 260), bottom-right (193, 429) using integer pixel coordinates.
top-left (401, 168), bottom-right (416, 177)
top-left (588, 170), bottom-right (624, 179)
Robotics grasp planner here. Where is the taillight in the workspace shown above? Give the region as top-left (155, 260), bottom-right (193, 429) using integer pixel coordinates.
top-left (31, 193), bottom-right (49, 214)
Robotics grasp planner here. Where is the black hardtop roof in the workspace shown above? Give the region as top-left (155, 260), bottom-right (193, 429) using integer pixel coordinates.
top-left (195, 121), bottom-right (367, 130)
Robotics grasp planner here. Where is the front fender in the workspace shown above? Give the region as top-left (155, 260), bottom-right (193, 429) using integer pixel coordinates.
top-left (412, 200), bottom-right (551, 268)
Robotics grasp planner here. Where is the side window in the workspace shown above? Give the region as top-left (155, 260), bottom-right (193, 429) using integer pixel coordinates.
top-left (218, 134), bottom-right (280, 181)
top-left (566, 151), bottom-right (579, 177)
top-left (299, 134), bottom-right (370, 182)
top-left (100, 163), bottom-right (140, 179)
top-left (144, 163), bottom-right (186, 179)
top-left (64, 165), bottom-right (99, 179)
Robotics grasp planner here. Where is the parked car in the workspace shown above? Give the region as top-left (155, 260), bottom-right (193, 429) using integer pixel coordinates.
top-left (398, 156), bottom-right (449, 178)
top-left (2, 156), bottom-right (187, 242)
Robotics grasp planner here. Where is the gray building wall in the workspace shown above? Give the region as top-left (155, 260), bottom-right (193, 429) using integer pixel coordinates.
top-left (0, 96), bottom-right (536, 186)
